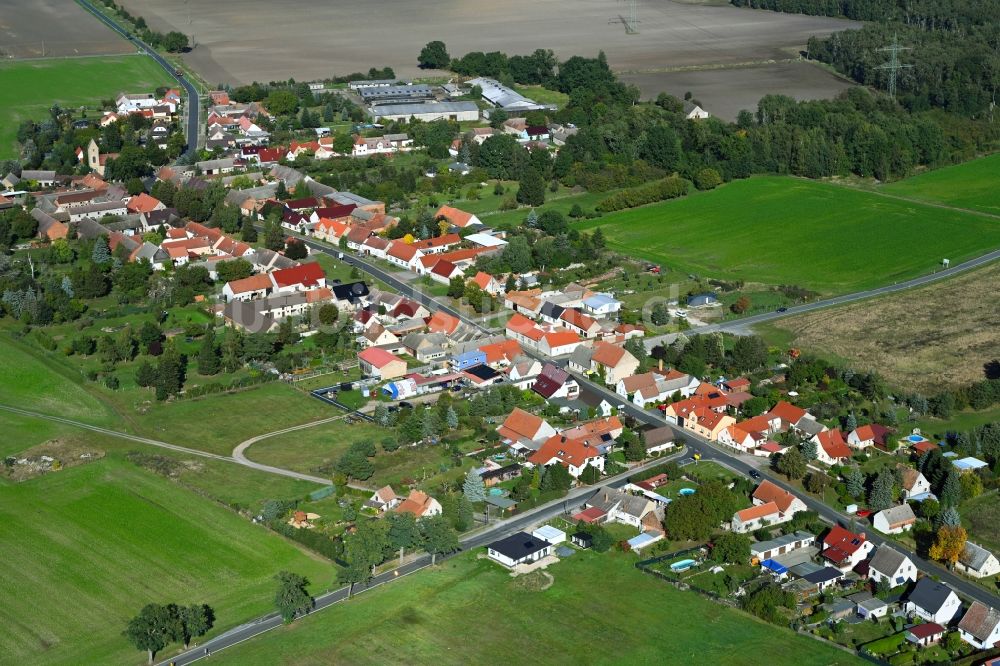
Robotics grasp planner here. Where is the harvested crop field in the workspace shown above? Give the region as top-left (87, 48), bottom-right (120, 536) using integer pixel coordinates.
top-left (0, 0), bottom-right (133, 58)
top-left (621, 61), bottom-right (856, 120)
top-left (764, 261), bottom-right (1000, 392)
top-left (115, 0), bottom-right (858, 84)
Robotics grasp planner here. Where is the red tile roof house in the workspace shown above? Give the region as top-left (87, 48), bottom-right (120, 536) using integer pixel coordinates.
top-left (426, 310), bottom-right (460, 335)
top-left (470, 271), bottom-right (502, 296)
top-left (559, 308), bottom-right (602, 339)
top-left (813, 429), bottom-right (852, 465)
top-left (905, 623), bottom-right (946, 648)
top-left (496, 407), bottom-right (557, 453)
top-left (528, 434), bottom-right (605, 478)
top-left (358, 347), bottom-right (407, 380)
top-left (822, 525), bottom-right (875, 570)
top-left (429, 259), bottom-right (463, 285)
top-left (847, 424), bottom-right (891, 450)
top-left (271, 262), bottom-right (326, 294)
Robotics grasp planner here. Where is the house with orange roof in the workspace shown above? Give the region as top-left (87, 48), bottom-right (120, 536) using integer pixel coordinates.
top-left (435, 205), bottom-right (481, 229)
top-left (813, 429), bottom-right (852, 465)
top-left (717, 424), bottom-right (761, 453)
top-left (572, 341), bottom-right (640, 385)
top-left (125, 192), bottom-right (165, 215)
top-left (470, 271), bottom-right (502, 296)
top-left (847, 424), bottom-right (891, 450)
top-left (479, 339), bottom-right (522, 366)
top-left (528, 434), bottom-right (605, 478)
top-left (314, 217), bottom-right (350, 244)
top-left (539, 329), bottom-right (582, 357)
top-left (496, 407), bottom-right (557, 452)
top-left (358, 347), bottom-right (407, 380)
top-left (411, 233), bottom-right (461, 254)
top-left (731, 502), bottom-right (783, 533)
top-left (426, 310), bottom-right (460, 335)
top-left (768, 400), bottom-right (808, 431)
top-left (559, 308), bottom-right (601, 338)
top-left (222, 273), bottom-right (275, 302)
top-left (505, 313), bottom-right (542, 346)
top-left (393, 490), bottom-right (442, 518)
top-left (683, 407), bottom-right (735, 441)
top-left (752, 480), bottom-right (807, 515)
top-left (504, 289), bottom-right (543, 316)
top-left (385, 240), bottom-right (423, 270)
top-left (561, 416), bottom-right (624, 454)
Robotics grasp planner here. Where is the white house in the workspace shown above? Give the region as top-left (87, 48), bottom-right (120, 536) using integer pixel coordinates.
top-left (899, 466), bottom-right (932, 500)
top-left (956, 542), bottom-right (1000, 579)
top-left (906, 578), bottom-right (963, 625)
top-left (731, 502), bottom-right (784, 533)
top-left (868, 544), bottom-right (918, 587)
top-left (873, 504), bottom-right (916, 535)
top-left (958, 601), bottom-right (1000, 650)
top-left (527, 434), bottom-right (604, 478)
top-left (582, 293), bottom-right (621, 317)
top-left (750, 531), bottom-right (815, 561)
top-left (487, 531), bottom-right (553, 568)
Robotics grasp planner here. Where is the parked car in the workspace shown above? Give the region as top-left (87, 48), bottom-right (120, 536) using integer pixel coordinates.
top-left (749, 470), bottom-right (761, 479)
top-left (776, 307), bottom-right (788, 313)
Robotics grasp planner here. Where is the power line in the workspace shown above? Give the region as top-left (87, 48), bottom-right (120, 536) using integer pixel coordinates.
top-left (608, 0), bottom-right (639, 35)
top-left (876, 32), bottom-right (913, 98)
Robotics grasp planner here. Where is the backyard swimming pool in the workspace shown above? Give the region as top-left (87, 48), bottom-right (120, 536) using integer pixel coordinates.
top-left (678, 488), bottom-right (696, 496)
top-left (671, 559), bottom-right (697, 572)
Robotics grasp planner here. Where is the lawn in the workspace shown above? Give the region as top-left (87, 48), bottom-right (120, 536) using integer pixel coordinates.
top-left (249, 419), bottom-right (387, 476)
top-left (961, 491), bottom-right (1000, 557)
top-left (0, 456), bottom-right (334, 665)
top-left (576, 176), bottom-right (1000, 294)
top-left (510, 83), bottom-right (570, 108)
top-left (0, 55), bottom-right (173, 157)
top-left (881, 153), bottom-right (1000, 216)
top-left (0, 333), bottom-right (119, 427)
top-left (758, 260), bottom-right (1000, 392)
top-left (210, 551), bottom-right (858, 666)
top-left (123, 382), bottom-right (337, 455)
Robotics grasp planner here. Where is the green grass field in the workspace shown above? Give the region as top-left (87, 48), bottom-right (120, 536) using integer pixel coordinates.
top-left (0, 55), bottom-right (172, 157)
top-left (881, 153), bottom-right (1000, 216)
top-left (210, 551), bottom-right (857, 666)
top-left (577, 176), bottom-right (1000, 294)
top-left (0, 334), bottom-right (118, 427)
top-left (0, 456), bottom-right (334, 665)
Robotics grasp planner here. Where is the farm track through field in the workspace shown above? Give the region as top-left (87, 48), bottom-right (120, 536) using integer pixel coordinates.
top-left (0, 403), bottom-right (330, 485)
top-left (838, 182), bottom-right (1000, 221)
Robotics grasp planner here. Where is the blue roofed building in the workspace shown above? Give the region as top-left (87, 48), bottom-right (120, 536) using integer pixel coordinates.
top-left (452, 349), bottom-right (487, 371)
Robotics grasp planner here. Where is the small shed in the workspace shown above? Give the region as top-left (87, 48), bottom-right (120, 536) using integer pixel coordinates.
top-left (571, 532), bottom-right (593, 549)
top-left (532, 525), bottom-right (567, 545)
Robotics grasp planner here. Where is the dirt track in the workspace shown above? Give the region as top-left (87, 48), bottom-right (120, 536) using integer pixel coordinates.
top-left (0, 0), bottom-right (133, 58)
top-left (115, 0), bottom-right (859, 85)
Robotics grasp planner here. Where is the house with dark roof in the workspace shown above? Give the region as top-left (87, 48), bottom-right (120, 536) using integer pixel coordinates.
top-left (956, 542), bottom-right (1000, 579)
top-left (868, 544), bottom-right (917, 587)
top-left (873, 504), bottom-right (916, 535)
top-left (906, 578), bottom-right (962, 625)
top-left (487, 532), bottom-right (553, 568)
top-left (802, 566), bottom-right (845, 592)
top-left (532, 363), bottom-right (579, 400)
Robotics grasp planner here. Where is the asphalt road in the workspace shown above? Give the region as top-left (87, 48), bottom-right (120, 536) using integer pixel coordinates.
top-left (158, 450), bottom-right (684, 665)
top-left (313, 238), bottom-right (1000, 609)
top-left (644, 247), bottom-right (1000, 348)
top-left (76, 0), bottom-right (200, 156)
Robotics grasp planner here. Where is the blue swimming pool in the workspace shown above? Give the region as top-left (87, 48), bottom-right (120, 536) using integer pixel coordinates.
top-left (678, 488), bottom-right (696, 496)
top-left (671, 559), bottom-right (697, 572)
top-left (907, 434), bottom-right (925, 443)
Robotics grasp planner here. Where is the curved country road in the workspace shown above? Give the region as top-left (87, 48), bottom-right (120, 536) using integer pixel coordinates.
top-left (75, 0), bottom-right (200, 155)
